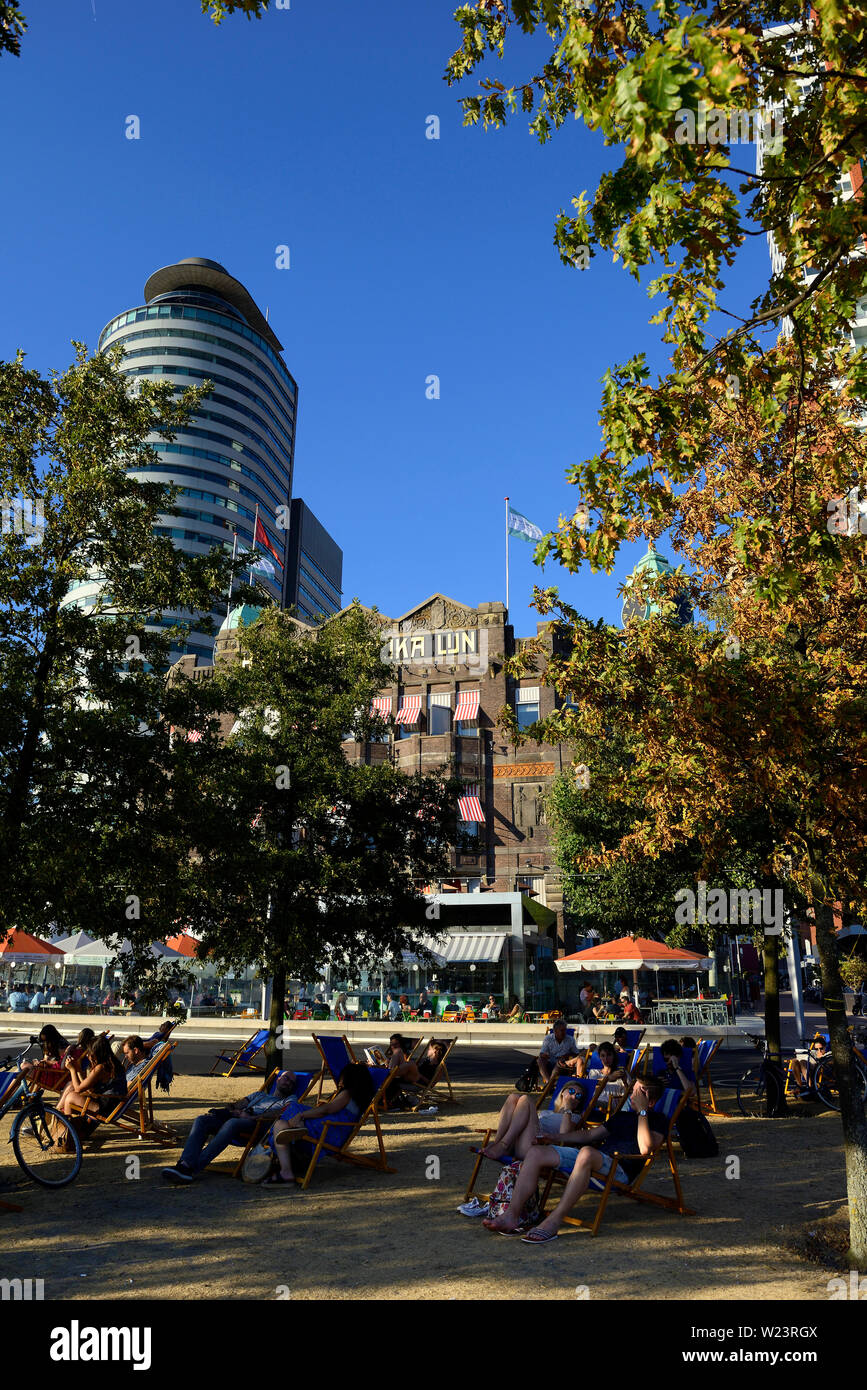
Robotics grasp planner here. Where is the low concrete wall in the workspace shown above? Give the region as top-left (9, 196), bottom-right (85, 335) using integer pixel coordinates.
top-left (0, 1010), bottom-right (755, 1050)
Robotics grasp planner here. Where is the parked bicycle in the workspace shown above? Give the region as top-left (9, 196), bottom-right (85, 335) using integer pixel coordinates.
top-left (0, 1039), bottom-right (82, 1187)
top-left (736, 1031), bottom-right (789, 1117)
top-left (812, 1036), bottom-right (867, 1113)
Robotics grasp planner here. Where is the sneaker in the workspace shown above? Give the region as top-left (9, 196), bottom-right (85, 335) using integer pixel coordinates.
top-left (417, 1105), bottom-right (438, 1115)
top-left (162, 1163), bottom-right (194, 1183)
top-left (457, 1197), bottom-right (490, 1217)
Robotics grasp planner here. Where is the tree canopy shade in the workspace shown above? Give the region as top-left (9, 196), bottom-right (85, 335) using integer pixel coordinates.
top-left (0, 343), bottom-right (238, 997)
top-left (447, 3), bottom-right (867, 1263)
top-left (170, 603), bottom-right (462, 1065)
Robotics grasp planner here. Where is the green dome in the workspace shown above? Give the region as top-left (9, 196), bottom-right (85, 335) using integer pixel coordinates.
top-left (219, 603), bottom-right (264, 633)
top-left (633, 543), bottom-right (673, 577)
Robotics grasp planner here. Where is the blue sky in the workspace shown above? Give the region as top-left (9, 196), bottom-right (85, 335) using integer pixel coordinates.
top-left (1, 0), bottom-right (770, 633)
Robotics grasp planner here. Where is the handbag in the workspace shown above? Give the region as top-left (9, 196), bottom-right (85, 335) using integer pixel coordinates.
top-left (487, 1160), bottom-right (542, 1227)
top-left (241, 1141), bottom-right (273, 1184)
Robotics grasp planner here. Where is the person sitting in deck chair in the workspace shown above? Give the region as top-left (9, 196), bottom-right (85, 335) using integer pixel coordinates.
top-left (537, 1020), bottom-right (582, 1083)
top-left (658, 1040), bottom-right (696, 1100)
top-left (576, 1041), bottom-right (628, 1083)
top-left (477, 1079), bottom-right (588, 1165)
top-left (483, 1077), bottom-right (668, 1243)
top-left (57, 1034), bottom-right (126, 1119)
top-left (267, 1064), bottom-right (376, 1187)
top-left (162, 1071), bottom-right (302, 1182)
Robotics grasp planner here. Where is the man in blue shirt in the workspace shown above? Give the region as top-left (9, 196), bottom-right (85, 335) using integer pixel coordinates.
top-left (7, 987), bottom-right (29, 1012)
top-left (385, 994), bottom-right (402, 1022)
top-left (484, 1077), bottom-right (670, 1242)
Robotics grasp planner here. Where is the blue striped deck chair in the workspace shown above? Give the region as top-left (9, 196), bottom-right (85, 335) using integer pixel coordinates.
top-left (209, 1028), bottom-right (271, 1078)
top-left (649, 1045), bottom-right (697, 1089)
top-left (232, 1067), bottom-right (318, 1176)
top-left (463, 1075), bottom-right (606, 1204)
top-left (539, 1086), bottom-right (693, 1236)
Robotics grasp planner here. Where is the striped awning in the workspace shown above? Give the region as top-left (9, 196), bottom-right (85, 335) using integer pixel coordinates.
top-left (454, 690), bottom-right (480, 722)
top-left (439, 933), bottom-right (506, 964)
top-left (395, 694), bottom-right (422, 725)
top-left (370, 696), bottom-right (392, 720)
top-left (458, 791), bottom-right (485, 823)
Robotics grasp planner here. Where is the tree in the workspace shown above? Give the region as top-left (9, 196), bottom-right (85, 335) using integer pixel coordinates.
top-left (448, 3), bottom-right (867, 1262)
top-left (0, 343), bottom-right (237, 1001)
top-left (0, 2), bottom-right (25, 58)
top-left (170, 603), bottom-right (461, 1068)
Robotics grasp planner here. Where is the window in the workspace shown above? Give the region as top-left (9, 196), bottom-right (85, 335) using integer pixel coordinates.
top-left (428, 692), bottom-right (451, 736)
top-left (515, 686), bottom-right (540, 730)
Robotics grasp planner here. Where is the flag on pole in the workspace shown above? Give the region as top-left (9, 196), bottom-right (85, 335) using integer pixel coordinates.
top-left (249, 554), bottom-right (278, 580)
top-left (507, 506), bottom-right (544, 543)
top-left (254, 515), bottom-right (283, 567)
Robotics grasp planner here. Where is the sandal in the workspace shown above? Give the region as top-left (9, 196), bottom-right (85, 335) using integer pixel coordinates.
top-left (521, 1226), bottom-right (558, 1244)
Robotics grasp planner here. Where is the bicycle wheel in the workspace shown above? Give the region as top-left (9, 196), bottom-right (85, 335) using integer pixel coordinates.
top-left (11, 1104), bottom-right (82, 1187)
top-left (737, 1064), bottom-right (766, 1117)
top-left (814, 1055), bottom-right (867, 1113)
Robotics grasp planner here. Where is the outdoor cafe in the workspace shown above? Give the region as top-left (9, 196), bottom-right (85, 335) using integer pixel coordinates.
top-left (555, 935), bottom-right (731, 1026)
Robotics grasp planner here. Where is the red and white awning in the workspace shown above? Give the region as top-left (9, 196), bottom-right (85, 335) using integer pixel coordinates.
top-left (454, 690), bottom-right (480, 722)
top-left (458, 787), bottom-right (485, 823)
top-left (395, 694), bottom-right (422, 726)
top-left (370, 696), bottom-right (392, 720)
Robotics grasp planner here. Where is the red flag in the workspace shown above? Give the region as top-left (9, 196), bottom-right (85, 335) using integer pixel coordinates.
top-left (255, 516), bottom-right (283, 566)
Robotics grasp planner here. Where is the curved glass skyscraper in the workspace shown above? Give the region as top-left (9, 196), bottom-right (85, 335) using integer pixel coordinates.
top-left (69, 257), bottom-right (297, 665)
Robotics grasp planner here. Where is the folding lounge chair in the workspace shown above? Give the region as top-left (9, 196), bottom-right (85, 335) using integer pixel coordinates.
top-left (209, 1028), bottom-right (271, 1078)
top-left (693, 1038), bottom-right (724, 1113)
top-left (66, 1042), bottom-right (180, 1145)
top-left (245, 1068), bottom-right (396, 1189)
top-left (619, 1029), bottom-right (646, 1050)
top-left (232, 1067), bottom-right (319, 1176)
top-left (408, 1036), bottom-right (457, 1107)
top-left (538, 1086), bottom-right (694, 1236)
top-left (312, 1033), bottom-right (359, 1099)
top-left (463, 1075), bottom-right (608, 1205)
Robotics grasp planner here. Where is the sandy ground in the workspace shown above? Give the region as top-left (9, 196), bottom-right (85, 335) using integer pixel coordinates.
top-left (0, 1070), bottom-right (849, 1301)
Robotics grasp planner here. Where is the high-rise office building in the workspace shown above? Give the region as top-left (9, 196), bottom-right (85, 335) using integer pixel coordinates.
top-left (282, 498), bottom-right (343, 624)
top-left (66, 257), bottom-right (298, 664)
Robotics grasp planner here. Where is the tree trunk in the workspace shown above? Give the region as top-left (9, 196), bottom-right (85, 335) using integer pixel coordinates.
top-left (265, 962), bottom-right (287, 1076)
top-left (763, 930), bottom-right (782, 1060)
top-left (762, 929), bottom-right (786, 1116)
top-left (815, 901), bottom-right (867, 1269)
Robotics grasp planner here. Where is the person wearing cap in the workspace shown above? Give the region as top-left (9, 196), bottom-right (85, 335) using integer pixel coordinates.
top-left (162, 1071), bottom-right (302, 1183)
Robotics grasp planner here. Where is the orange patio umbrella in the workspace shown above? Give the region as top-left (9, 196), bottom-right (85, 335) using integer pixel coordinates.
top-left (0, 930), bottom-right (65, 963)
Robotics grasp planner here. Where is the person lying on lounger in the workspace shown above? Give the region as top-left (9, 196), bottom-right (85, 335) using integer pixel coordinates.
top-left (267, 1064), bottom-right (376, 1187)
top-left (479, 1079), bottom-right (588, 1163)
top-left (162, 1071), bottom-right (302, 1183)
top-left (483, 1077), bottom-right (668, 1243)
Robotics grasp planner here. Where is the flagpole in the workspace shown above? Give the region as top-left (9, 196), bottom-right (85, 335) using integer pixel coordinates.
top-left (226, 528), bottom-right (238, 618)
top-left (250, 502), bottom-right (259, 585)
top-left (504, 496), bottom-right (510, 615)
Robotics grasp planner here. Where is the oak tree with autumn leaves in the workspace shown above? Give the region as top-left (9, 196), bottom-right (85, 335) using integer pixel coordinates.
top-left (447, 1), bottom-right (867, 1263)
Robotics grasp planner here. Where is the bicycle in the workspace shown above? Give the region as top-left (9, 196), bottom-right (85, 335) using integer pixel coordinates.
top-left (0, 1039), bottom-right (82, 1187)
top-left (736, 1032), bottom-right (789, 1117)
top-left (812, 1043), bottom-right (867, 1113)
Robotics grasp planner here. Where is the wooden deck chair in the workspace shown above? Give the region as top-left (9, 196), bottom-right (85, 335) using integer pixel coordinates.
top-left (312, 1033), bottom-right (359, 1099)
top-left (693, 1038), bottom-right (724, 1113)
top-left (463, 1075), bottom-right (606, 1204)
top-left (408, 1036), bottom-right (458, 1106)
top-left (209, 1028), bottom-right (270, 1078)
top-left (538, 1087), bottom-right (694, 1237)
top-left (231, 1067), bottom-right (318, 1176)
top-left (286, 1069), bottom-right (396, 1189)
top-left (619, 1029), bottom-right (646, 1050)
top-left (66, 1042), bottom-right (180, 1145)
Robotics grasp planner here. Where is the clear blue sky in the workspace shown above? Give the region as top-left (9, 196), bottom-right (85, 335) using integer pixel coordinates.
top-left (0, 0), bottom-right (769, 633)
